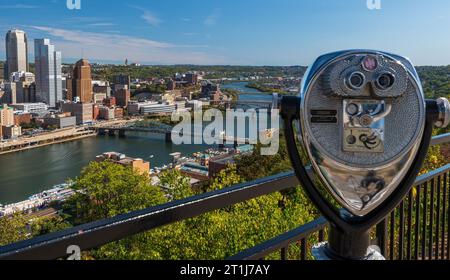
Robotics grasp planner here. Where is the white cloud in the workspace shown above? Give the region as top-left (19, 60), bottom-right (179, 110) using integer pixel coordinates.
top-left (87, 23), bottom-right (116, 27)
top-left (204, 10), bottom-right (220, 27)
top-left (183, 32), bottom-right (198, 36)
top-left (129, 6), bottom-right (161, 27)
top-left (141, 11), bottom-right (161, 27)
top-left (30, 26), bottom-right (225, 65)
top-left (0, 4), bottom-right (37, 9)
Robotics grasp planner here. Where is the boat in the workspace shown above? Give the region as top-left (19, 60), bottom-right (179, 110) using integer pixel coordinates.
top-left (28, 183), bottom-right (75, 203)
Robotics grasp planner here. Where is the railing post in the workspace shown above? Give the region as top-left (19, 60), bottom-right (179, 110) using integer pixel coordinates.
top-left (376, 219), bottom-right (388, 258)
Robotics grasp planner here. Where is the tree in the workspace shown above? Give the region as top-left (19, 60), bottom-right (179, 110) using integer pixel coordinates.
top-left (207, 164), bottom-right (244, 192)
top-left (158, 169), bottom-right (193, 200)
top-left (235, 139), bottom-right (292, 181)
top-left (31, 216), bottom-right (72, 236)
top-left (66, 161), bottom-right (166, 224)
top-left (0, 213), bottom-right (28, 246)
top-left (420, 144), bottom-right (447, 175)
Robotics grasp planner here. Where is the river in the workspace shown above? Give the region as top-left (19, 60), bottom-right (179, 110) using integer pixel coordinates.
top-left (221, 81), bottom-right (273, 102)
top-left (0, 82), bottom-right (268, 204)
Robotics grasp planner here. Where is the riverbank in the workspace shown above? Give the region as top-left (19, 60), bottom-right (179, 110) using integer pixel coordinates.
top-left (246, 83), bottom-right (290, 95)
top-left (0, 118), bottom-right (142, 156)
top-left (0, 130), bottom-right (97, 156)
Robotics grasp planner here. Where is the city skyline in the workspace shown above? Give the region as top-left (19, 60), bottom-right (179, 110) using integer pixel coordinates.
top-left (0, 0), bottom-right (450, 66)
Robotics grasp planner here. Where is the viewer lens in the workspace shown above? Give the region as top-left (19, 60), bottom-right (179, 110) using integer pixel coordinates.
top-left (377, 73), bottom-right (395, 90)
top-left (347, 72), bottom-right (365, 89)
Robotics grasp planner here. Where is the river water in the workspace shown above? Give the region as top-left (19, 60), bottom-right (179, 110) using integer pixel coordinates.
top-left (221, 81), bottom-right (273, 101)
top-left (0, 82), bottom-right (267, 204)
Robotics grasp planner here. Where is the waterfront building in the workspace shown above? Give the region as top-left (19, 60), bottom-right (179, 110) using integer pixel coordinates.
top-left (115, 88), bottom-right (130, 107)
top-left (34, 39), bottom-right (63, 108)
top-left (67, 59), bottom-right (93, 103)
top-left (43, 114), bottom-right (76, 129)
top-left (208, 154), bottom-right (235, 178)
top-left (180, 162), bottom-right (209, 181)
top-left (2, 125), bottom-right (22, 139)
top-left (11, 103), bottom-right (48, 116)
top-left (128, 101), bottom-right (187, 116)
top-left (1, 105), bottom-right (22, 139)
top-left (95, 152), bottom-right (150, 176)
top-left (99, 106), bottom-right (115, 120)
top-left (127, 102), bottom-right (142, 115)
top-left (61, 102), bottom-right (94, 124)
top-left (114, 107), bottom-right (124, 119)
top-left (14, 112), bottom-right (32, 126)
top-left (0, 104), bottom-right (15, 127)
top-left (170, 152), bottom-right (182, 165)
top-left (5, 29), bottom-right (29, 79)
top-left (208, 145), bottom-right (254, 178)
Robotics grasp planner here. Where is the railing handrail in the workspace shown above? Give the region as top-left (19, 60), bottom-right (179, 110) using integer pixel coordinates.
top-left (0, 133), bottom-right (449, 260)
top-left (228, 217), bottom-right (329, 260)
top-left (430, 132), bottom-right (450, 146)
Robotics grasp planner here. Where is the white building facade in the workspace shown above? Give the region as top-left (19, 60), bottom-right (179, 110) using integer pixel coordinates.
top-left (34, 39), bottom-right (63, 108)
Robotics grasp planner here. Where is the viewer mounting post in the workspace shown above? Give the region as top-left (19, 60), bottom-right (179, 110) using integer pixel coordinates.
top-left (276, 50), bottom-right (450, 260)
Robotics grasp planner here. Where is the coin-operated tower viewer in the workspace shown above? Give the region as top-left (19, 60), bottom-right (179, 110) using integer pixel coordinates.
top-left (275, 50), bottom-right (450, 260)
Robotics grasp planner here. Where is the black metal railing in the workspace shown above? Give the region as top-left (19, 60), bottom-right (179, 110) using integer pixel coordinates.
top-left (230, 163), bottom-right (450, 260)
top-left (0, 133), bottom-right (449, 260)
top-left (383, 167), bottom-right (450, 260)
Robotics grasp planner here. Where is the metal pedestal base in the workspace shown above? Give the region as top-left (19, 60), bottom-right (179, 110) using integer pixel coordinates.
top-left (312, 242), bottom-right (385, 260)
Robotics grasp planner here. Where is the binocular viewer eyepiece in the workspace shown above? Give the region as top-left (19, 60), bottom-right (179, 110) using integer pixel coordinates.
top-left (276, 50), bottom-right (450, 259)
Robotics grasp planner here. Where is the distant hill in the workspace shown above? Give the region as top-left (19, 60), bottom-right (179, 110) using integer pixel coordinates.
top-left (416, 66), bottom-right (450, 99)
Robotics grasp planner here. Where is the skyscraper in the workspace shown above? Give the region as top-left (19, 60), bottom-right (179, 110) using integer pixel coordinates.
top-left (5, 29), bottom-right (29, 79)
top-left (68, 59), bottom-right (93, 103)
top-left (34, 39), bottom-right (63, 107)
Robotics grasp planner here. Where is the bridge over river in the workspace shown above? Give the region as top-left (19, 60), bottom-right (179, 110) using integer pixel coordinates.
top-left (96, 125), bottom-right (277, 146)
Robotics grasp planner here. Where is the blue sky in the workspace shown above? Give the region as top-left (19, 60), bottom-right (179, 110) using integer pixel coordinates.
top-left (1, 0), bottom-right (450, 66)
